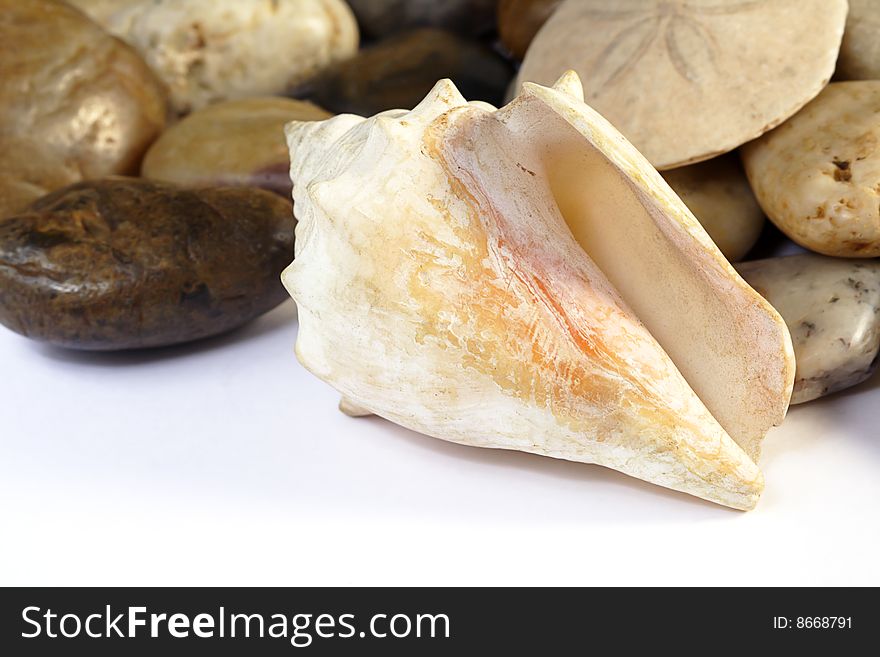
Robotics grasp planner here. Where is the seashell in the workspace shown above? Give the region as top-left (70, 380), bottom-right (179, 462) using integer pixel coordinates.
top-left (75, 0), bottom-right (359, 115)
top-left (661, 155), bottom-right (764, 262)
top-left (837, 0), bottom-right (880, 81)
top-left (738, 255), bottom-right (880, 405)
top-left (742, 81), bottom-right (880, 258)
top-left (282, 72), bottom-right (794, 510)
top-left (514, 0), bottom-right (847, 170)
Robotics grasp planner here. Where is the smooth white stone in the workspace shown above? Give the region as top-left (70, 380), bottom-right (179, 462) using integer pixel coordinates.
top-left (738, 254), bottom-right (880, 403)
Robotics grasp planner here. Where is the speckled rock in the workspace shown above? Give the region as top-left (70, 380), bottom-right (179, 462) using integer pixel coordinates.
top-left (662, 155), bottom-right (764, 262)
top-left (0, 0), bottom-right (167, 218)
top-left (0, 179), bottom-right (294, 350)
top-left (79, 0), bottom-right (359, 114)
top-left (142, 97), bottom-right (330, 197)
top-left (738, 254), bottom-right (880, 403)
top-left (346, 0), bottom-right (497, 38)
top-left (292, 29), bottom-right (513, 115)
top-left (837, 0), bottom-right (880, 81)
top-left (497, 0), bottom-right (561, 60)
top-left (742, 81), bottom-right (880, 257)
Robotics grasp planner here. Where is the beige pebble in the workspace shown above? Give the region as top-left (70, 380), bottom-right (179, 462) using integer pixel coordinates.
top-left (143, 97), bottom-right (330, 197)
top-left (837, 0), bottom-right (880, 81)
top-left (742, 81), bottom-right (880, 258)
top-left (662, 155), bottom-right (764, 262)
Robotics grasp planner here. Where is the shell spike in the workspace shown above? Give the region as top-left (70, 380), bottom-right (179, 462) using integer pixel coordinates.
top-left (552, 70), bottom-right (584, 101)
top-left (408, 79), bottom-right (468, 122)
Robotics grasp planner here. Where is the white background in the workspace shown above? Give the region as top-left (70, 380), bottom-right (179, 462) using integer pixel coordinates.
top-left (1, 297), bottom-right (878, 586)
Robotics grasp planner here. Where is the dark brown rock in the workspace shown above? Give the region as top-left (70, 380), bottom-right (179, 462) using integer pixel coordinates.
top-left (293, 29), bottom-right (513, 115)
top-left (0, 179), bottom-right (294, 350)
top-left (498, 0), bottom-right (562, 60)
top-left (347, 0), bottom-right (498, 39)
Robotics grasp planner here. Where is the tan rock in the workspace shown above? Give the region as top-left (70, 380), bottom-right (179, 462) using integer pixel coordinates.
top-left (142, 97), bottom-right (330, 197)
top-left (346, 0), bottom-right (498, 38)
top-left (0, 138), bottom-right (80, 221)
top-left (80, 0), bottom-right (359, 114)
top-left (67, 0), bottom-right (133, 23)
top-left (742, 81), bottom-right (880, 258)
top-left (0, 0), bottom-right (167, 217)
top-left (662, 155), bottom-right (764, 262)
top-left (837, 0), bottom-right (880, 81)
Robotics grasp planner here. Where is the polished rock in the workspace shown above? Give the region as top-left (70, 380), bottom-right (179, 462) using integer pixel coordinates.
top-left (742, 82), bottom-right (880, 258)
top-left (837, 0), bottom-right (880, 81)
top-left (498, 0), bottom-right (562, 60)
top-left (0, 138), bottom-right (80, 223)
top-left (293, 29), bottom-right (513, 115)
top-left (142, 97), bottom-right (330, 197)
top-left (662, 154), bottom-right (765, 262)
top-left (0, 0), bottom-right (167, 218)
top-left (347, 0), bottom-right (497, 38)
top-left (67, 0), bottom-right (133, 23)
top-left (738, 254), bottom-right (880, 403)
top-left (0, 179), bottom-right (294, 350)
top-left (78, 0), bottom-right (359, 114)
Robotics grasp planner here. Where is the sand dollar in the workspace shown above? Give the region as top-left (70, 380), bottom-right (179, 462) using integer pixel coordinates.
top-left (515, 0), bottom-right (847, 169)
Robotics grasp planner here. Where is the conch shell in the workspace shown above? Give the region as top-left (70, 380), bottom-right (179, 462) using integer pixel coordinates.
top-left (282, 72), bottom-right (794, 510)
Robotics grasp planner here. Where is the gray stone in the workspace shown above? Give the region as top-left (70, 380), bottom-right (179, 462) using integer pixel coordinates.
top-left (738, 254), bottom-right (880, 403)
